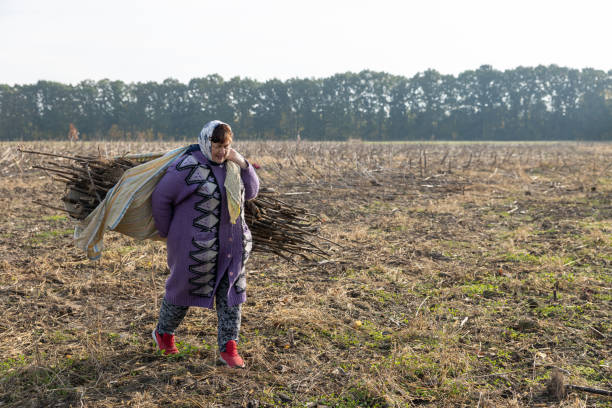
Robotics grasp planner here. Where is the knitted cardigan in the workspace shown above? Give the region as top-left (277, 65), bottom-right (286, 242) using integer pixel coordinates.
top-left (152, 149), bottom-right (259, 308)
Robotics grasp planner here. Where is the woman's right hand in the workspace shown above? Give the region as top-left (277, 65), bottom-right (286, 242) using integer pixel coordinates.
top-left (227, 148), bottom-right (248, 169)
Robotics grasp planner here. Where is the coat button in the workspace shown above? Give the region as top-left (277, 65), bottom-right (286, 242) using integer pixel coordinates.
top-left (228, 237), bottom-right (233, 242)
top-left (227, 253), bottom-right (232, 258)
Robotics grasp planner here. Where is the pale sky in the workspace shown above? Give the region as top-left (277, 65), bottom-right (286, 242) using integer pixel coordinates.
top-left (1, 0), bottom-right (610, 86)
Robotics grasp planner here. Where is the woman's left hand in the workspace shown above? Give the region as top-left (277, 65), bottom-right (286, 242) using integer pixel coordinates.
top-left (226, 148), bottom-right (248, 169)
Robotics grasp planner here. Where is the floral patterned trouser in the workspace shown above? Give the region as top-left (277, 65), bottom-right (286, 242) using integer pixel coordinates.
top-left (156, 272), bottom-right (242, 352)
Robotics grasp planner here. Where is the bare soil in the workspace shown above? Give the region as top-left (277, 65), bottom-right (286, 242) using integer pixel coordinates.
top-left (0, 141), bottom-right (610, 407)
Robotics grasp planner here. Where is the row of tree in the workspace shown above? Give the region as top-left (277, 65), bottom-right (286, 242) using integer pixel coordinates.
top-left (1, 65), bottom-right (611, 141)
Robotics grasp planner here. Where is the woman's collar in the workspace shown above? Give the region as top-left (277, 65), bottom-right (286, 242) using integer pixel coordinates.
top-left (193, 149), bottom-right (224, 167)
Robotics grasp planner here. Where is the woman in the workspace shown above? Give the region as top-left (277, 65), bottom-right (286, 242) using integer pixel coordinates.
top-left (151, 120), bottom-right (259, 368)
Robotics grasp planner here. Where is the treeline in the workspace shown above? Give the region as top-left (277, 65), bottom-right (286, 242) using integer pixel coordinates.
top-left (1, 65), bottom-right (611, 141)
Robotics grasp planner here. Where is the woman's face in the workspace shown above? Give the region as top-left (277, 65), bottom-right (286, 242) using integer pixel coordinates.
top-left (211, 140), bottom-right (231, 163)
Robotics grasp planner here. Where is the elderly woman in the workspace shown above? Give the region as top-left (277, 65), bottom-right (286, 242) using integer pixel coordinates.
top-left (151, 120), bottom-right (259, 368)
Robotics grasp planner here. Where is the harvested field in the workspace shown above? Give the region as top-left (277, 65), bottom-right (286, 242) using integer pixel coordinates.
top-left (0, 141), bottom-right (611, 407)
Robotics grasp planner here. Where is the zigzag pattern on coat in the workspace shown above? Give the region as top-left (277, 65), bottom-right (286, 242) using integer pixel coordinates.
top-left (175, 154), bottom-right (221, 298)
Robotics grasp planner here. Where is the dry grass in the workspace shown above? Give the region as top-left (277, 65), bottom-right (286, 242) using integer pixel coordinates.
top-left (0, 141), bottom-right (611, 407)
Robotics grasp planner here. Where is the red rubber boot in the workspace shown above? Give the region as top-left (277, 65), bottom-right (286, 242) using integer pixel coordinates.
top-left (152, 329), bottom-right (179, 355)
top-left (219, 340), bottom-right (245, 368)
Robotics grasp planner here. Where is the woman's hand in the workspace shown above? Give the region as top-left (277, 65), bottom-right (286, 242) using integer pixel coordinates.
top-left (226, 148), bottom-right (248, 169)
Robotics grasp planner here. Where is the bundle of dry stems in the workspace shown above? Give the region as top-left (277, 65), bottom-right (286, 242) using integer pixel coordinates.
top-left (20, 148), bottom-right (332, 261)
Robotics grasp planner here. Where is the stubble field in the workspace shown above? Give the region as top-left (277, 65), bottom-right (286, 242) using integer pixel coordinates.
top-left (0, 140), bottom-right (610, 407)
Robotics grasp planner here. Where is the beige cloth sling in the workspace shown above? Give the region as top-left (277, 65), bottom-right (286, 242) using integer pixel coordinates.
top-left (74, 146), bottom-right (189, 260)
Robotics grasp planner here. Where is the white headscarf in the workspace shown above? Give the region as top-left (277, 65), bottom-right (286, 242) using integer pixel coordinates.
top-left (198, 120), bottom-right (242, 224)
top-left (198, 120), bottom-right (224, 162)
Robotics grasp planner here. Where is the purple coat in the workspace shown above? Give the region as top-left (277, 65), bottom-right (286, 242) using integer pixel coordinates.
top-left (152, 149), bottom-right (259, 308)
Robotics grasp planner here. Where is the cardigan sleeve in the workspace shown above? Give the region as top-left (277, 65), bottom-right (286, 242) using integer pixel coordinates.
top-left (240, 161), bottom-right (260, 201)
top-left (152, 166), bottom-right (181, 237)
